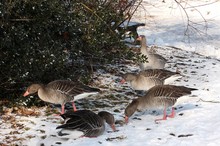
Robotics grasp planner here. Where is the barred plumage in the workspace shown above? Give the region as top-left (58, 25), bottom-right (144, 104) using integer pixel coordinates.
top-left (124, 85), bottom-right (197, 123)
top-left (56, 110), bottom-right (115, 138)
top-left (121, 69), bottom-right (181, 91)
top-left (140, 69), bottom-right (179, 81)
top-left (23, 80), bottom-right (100, 114)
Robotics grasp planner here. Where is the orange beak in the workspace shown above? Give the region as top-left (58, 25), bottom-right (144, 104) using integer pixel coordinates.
top-left (120, 79), bottom-right (126, 84)
top-left (23, 90), bottom-right (30, 97)
top-left (136, 36), bottom-right (142, 41)
top-left (111, 124), bottom-right (116, 132)
top-left (125, 116), bottom-right (129, 124)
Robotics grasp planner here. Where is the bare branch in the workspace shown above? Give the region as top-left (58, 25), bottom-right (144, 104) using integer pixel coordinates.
top-left (185, 0), bottom-right (219, 9)
top-left (9, 19), bottom-right (33, 22)
top-left (173, 0), bottom-right (213, 42)
top-left (198, 98), bottom-right (220, 103)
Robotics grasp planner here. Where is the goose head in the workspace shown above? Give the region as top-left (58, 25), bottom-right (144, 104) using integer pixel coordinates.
top-left (124, 99), bottom-right (139, 123)
top-left (120, 73), bottom-right (137, 84)
top-left (98, 111), bottom-right (116, 131)
top-left (23, 84), bottom-right (42, 96)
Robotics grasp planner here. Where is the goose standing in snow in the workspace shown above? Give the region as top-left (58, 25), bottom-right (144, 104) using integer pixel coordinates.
top-left (23, 80), bottom-right (100, 114)
top-left (137, 35), bottom-right (167, 70)
top-left (124, 85), bottom-right (197, 123)
top-left (121, 69), bottom-right (182, 91)
top-left (56, 110), bottom-right (116, 139)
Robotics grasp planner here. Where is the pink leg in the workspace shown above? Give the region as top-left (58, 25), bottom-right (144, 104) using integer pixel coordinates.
top-left (125, 116), bottom-right (129, 124)
top-left (54, 104), bottom-right (65, 116)
top-left (72, 102), bottom-right (77, 112)
top-left (167, 107), bottom-right (175, 118)
top-left (61, 104), bottom-right (65, 114)
top-left (155, 107), bottom-right (167, 122)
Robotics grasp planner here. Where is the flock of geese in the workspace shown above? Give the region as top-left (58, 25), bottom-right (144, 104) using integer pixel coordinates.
top-left (23, 35), bottom-right (197, 139)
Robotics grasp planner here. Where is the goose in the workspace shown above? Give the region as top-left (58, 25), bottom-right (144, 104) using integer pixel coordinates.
top-left (124, 85), bottom-right (197, 123)
top-left (23, 80), bottom-right (100, 114)
top-left (120, 69), bottom-right (182, 91)
top-left (56, 110), bottom-right (116, 139)
top-left (137, 35), bottom-right (167, 70)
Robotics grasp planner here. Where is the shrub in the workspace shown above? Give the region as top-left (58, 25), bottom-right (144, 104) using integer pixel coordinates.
top-left (0, 0), bottom-right (141, 105)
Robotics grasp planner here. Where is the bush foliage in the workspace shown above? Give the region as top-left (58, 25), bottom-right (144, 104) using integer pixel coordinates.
top-left (0, 0), bottom-right (142, 103)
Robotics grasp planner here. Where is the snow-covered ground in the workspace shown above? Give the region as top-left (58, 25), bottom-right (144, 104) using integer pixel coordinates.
top-left (134, 0), bottom-right (220, 59)
top-left (1, 0), bottom-right (220, 145)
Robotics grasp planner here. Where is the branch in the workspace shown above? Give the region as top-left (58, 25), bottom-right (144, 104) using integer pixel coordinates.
top-left (198, 98), bottom-right (220, 103)
top-left (185, 0), bottom-right (219, 9)
top-left (174, 0), bottom-right (190, 35)
top-left (174, 0), bottom-right (209, 39)
top-left (9, 19), bottom-right (34, 22)
top-left (115, 0), bottom-right (143, 29)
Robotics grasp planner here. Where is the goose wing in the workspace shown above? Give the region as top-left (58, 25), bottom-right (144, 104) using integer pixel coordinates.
top-left (46, 80), bottom-right (100, 98)
top-left (56, 110), bottom-right (104, 137)
top-left (150, 53), bottom-right (167, 62)
top-left (140, 69), bottom-right (177, 81)
top-left (145, 85), bottom-right (197, 106)
top-left (147, 85), bottom-right (196, 98)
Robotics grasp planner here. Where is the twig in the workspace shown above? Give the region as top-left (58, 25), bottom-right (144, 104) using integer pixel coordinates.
top-left (185, 0), bottom-right (219, 9)
top-left (174, 0), bottom-right (209, 42)
top-left (197, 98), bottom-right (220, 103)
top-left (10, 19), bottom-right (33, 22)
top-left (174, 0), bottom-right (190, 35)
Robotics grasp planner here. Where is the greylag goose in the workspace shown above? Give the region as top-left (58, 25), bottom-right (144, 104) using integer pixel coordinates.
top-left (124, 85), bottom-right (197, 123)
top-left (137, 35), bottom-right (167, 70)
top-left (23, 80), bottom-right (100, 114)
top-left (121, 69), bottom-right (182, 91)
top-left (56, 110), bottom-right (116, 139)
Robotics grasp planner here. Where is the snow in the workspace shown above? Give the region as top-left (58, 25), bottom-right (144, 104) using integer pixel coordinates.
top-left (1, 0), bottom-right (220, 145)
top-left (134, 0), bottom-right (220, 59)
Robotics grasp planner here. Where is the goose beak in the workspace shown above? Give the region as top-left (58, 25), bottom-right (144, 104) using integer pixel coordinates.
top-left (23, 90), bottom-right (29, 97)
top-left (120, 79), bottom-right (126, 84)
top-left (136, 36), bottom-right (142, 41)
top-left (125, 116), bottom-right (129, 124)
top-left (111, 124), bottom-right (116, 132)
